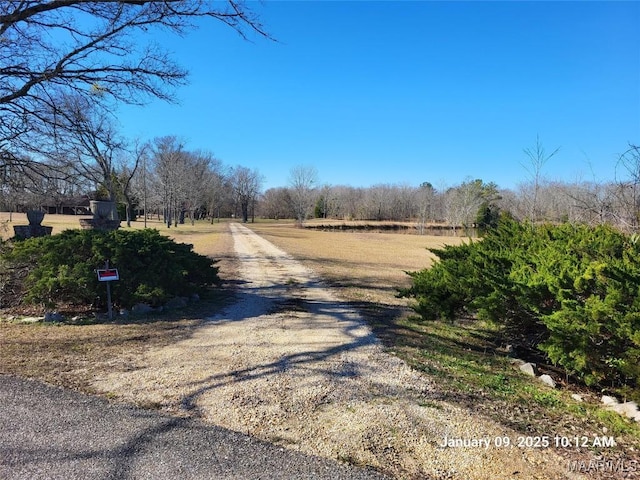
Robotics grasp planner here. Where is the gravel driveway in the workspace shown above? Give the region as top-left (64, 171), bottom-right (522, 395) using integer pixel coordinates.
top-left (87, 223), bottom-right (577, 479)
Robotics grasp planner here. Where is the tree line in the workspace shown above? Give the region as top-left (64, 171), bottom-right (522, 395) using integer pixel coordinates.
top-left (259, 144), bottom-right (640, 235)
top-left (2, 137), bottom-right (640, 234)
top-left (0, 129), bottom-right (264, 226)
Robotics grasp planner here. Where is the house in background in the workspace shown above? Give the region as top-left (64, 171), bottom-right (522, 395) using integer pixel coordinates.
top-left (41, 195), bottom-right (91, 215)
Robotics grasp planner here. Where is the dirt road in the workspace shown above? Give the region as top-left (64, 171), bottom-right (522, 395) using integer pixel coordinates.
top-left (92, 223), bottom-right (580, 479)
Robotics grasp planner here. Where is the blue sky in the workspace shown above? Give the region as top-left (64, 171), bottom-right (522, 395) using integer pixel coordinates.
top-left (117, 1), bottom-right (640, 191)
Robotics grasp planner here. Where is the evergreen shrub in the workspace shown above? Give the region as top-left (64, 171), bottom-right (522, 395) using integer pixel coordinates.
top-left (401, 217), bottom-right (640, 395)
top-left (4, 229), bottom-right (219, 309)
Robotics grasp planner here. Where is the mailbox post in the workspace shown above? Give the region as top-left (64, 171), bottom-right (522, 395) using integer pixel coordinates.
top-left (97, 260), bottom-right (119, 320)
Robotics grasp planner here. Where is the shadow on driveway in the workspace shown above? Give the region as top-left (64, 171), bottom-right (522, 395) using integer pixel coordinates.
top-left (0, 375), bottom-right (388, 480)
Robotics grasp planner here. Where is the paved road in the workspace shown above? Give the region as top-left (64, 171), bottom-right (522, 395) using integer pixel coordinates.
top-left (0, 375), bottom-right (389, 480)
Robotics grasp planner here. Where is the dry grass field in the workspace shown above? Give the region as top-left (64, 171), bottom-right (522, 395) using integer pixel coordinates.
top-left (246, 219), bottom-right (464, 308)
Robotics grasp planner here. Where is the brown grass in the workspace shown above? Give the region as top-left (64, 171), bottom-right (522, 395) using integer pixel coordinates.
top-left (0, 320), bottom-right (201, 392)
top-left (0, 212), bottom-right (227, 243)
top-left (246, 220), bottom-right (464, 307)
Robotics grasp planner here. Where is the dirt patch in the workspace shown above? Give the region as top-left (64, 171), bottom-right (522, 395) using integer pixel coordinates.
top-left (90, 223), bottom-right (577, 479)
top-left (0, 320), bottom-right (201, 393)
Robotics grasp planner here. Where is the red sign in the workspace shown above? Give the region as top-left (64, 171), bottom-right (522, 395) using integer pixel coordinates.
top-left (97, 269), bottom-right (119, 282)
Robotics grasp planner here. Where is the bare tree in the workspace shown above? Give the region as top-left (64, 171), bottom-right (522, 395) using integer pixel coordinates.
top-left (182, 151), bottom-right (221, 225)
top-left (0, 157), bottom-right (52, 215)
top-left (363, 185), bottom-right (389, 221)
top-left (0, 1), bottom-right (267, 153)
top-left (521, 135), bottom-right (560, 222)
top-left (562, 181), bottom-right (616, 226)
top-left (35, 94), bottom-right (126, 201)
top-left (444, 179), bottom-right (498, 235)
top-left (115, 141), bottom-right (148, 227)
top-left (230, 166), bottom-right (262, 223)
top-left (288, 165), bottom-right (318, 226)
top-left (330, 185), bottom-right (365, 220)
top-left (314, 184), bottom-right (335, 219)
top-left (395, 183), bottom-right (417, 221)
top-left (148, 139), bottom-right (233, 226)
top-left (152, 136), bottom-right (186, 227)
top-left (34, 93), bottom-right (150, 227)
top-left (261, 187), bottom-right (294, 220)
top-left (150, 138), bottom-right (219, 227)
top-left (416, 182), bottom-right (436, 234)
top-left (614, 144), bottom-right (640, 231)
top-left (204, 167), bottom-right (231, 223)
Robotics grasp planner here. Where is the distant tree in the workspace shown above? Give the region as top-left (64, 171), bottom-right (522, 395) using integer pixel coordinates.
top-left (614, 144), bottom-right (640, 231)
top-left (288, 165), bottom-right (318, 226)
top-left (564, 181), bottom-right (616, 226)
top-left (416, 182), bottom-right (436, 234)
top-left (325, 185), bottom-right (364, 220)
top-left (398, 184), bottom-right (418, 221)
top-left (262, 187), bottom-right (294, 220)
top-left (202, 161), bottom-right (228, 223)
top-left (231, 166), bottom-right (263, 223)
top-left (151, 136), bottom-right (187, 227)
top-left (313, 185), bottom-right (333, 220)
top-left (475, 203), bottom-right (501, 234)
top-left (115, 141), bottom-right (149, 227)
top-left (521, 136), bottom-right (560, 222)
top-left (364, 184), bottom-right (391, 220)
top-left (445, 179), bottom-right (499, 235)
top-left (182, 156), bottom-right (204, 224)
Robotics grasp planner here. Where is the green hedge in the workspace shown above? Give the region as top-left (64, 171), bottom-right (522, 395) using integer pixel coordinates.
top-left (4, 229), bottom-right (219, 309)
top-left (401, 218), bottom-right (640, 396)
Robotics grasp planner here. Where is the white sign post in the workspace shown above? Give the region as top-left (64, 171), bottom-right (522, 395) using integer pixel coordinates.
top-left (97, 261), bottom-right (119, 320)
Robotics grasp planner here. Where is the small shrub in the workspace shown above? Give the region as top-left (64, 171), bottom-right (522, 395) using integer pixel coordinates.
top-left (3, 229), bottom-right (219, 309)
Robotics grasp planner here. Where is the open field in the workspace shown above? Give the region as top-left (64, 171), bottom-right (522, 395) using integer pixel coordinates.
top-left (0, 212), bottom-right (232, 266)
top-left (247, 219), bottom-right (464, 307)
top-left (1, 212), bottom-right (91, 240)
